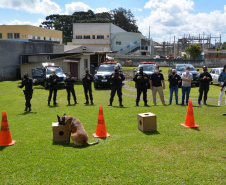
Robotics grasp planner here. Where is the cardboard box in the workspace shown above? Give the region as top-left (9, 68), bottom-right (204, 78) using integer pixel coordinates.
top-left (52, 122), bottom-right (69, 142)
top-left (138, 112), bottom-right (157, 132)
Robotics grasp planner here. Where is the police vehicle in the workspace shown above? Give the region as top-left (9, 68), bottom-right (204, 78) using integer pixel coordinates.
top-left (168, 64), bottom-right (200, 87)
top-left (31, 63), bottom-right (66, 89)
top-left (135, 62), bottom-right (156, 88)
top-left (94, 62), bottom-right (122, 88)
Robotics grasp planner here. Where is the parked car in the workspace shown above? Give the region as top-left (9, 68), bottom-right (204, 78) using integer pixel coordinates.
top-left (156, 55), bottom-right (166, 59)
top-left (94, 62), bottom-right (122, 88)
top-left (209, 68), bottom-right (223, 84)
top-left (31, 63), bottom-right (66, 89)
top-left (168, 64), bottom-right (200, 87)
top-left (167, 55), bottom-right (174, 59)
top-left (135, 62), bottom-right (157, 88)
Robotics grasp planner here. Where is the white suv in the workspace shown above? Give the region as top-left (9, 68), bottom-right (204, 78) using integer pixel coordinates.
top-left (209, 68), bottom-right (223, 84)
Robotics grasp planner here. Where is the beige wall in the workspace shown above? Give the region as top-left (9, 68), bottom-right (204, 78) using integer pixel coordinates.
top-left (0, 25), bottom-right (62, 43)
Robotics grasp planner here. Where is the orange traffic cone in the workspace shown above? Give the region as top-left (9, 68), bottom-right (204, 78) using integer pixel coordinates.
top-left (0, 111), bottom-right (16, 146)
top-left (93, 106), bottom-right (110, 138)
top-left (181, 100), bottom-right (199, 128)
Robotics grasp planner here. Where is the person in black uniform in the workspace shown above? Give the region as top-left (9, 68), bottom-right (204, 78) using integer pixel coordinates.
top-left (17, 72), bottom-right (34, 111)
top-left (64, 72), bottom-right (78, 105)
top-left (48, 70), bottom-right (60, 106)
top-left (198, 66), bottom-right (212, 105)
top-left (82, 68), bottom-right (94, 105)
top-left (108, 66), bottom-right (125, 107)
top-left (168, 69), bottom-right (181, 105)
top-left (133, 67), bottom-right (149, 107)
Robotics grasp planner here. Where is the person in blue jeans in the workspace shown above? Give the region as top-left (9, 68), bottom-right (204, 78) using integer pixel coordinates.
top-left (181, 66), bottom-right (193, 105)
top-left (168, 69), bottom-right (181, 105)
top-left (218, 65), bottom-right (226, 106)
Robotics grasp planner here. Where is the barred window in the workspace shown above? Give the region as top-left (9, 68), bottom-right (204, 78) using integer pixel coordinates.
top-left (7, 33), bottom-right (13, 39)
top-left (76, 35), bottom-right (82, 39)
top-left (116, 41), bottom-right (121, 45)
top-left (14, 33), bottom-right (20, 39)
top-left (97, 35), bottom-right (104, 39)
top-left (84, 35), bottom-right (90, 39)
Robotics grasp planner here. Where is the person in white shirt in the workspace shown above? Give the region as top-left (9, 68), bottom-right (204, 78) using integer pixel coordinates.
top-left (181, 66), bottom-right (193, 105)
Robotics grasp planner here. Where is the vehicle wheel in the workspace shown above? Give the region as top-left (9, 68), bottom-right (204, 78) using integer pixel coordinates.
top-left (44, 81), bottom-right (49, 89)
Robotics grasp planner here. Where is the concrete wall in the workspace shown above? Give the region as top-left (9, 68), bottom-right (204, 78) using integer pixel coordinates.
top-left (111, 32), bottom-right (143, 52)
top-left (0, 40), bottom-right (61, 80)
top-left (20, 55), bottom-right (90, 81)
top-left (115, 55), bottom-right (226, 68)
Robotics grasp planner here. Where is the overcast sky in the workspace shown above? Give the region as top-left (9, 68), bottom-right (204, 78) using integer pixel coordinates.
top-left (0, 0), bottom-right (226, 43)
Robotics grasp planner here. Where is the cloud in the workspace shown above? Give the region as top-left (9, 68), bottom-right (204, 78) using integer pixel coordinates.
top-left (95, 7), bottom-right (110, 13)
top-left (133, 8), bottom-right (142, 12)
top-left (65, 2), bottom-right (92, 15)
top-left (138, 0), bottom-right (226, 42)
top-left (0, 0), bottom-right (61, 15)
top-left (1, 18), bottom-right (44, 28)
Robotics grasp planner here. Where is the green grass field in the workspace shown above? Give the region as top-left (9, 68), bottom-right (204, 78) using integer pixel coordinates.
top-left (0, 67), bottom-right (225, 184)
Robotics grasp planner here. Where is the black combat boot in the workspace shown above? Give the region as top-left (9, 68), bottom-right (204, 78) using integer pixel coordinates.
top-left (144, 102), bottom-right (149, 107)
top-left (119, 102), bottom-right (123, 107)
top-left (74, 100), bottom-right (78, 104)
top-left (108, 101), bottom-right (112, 106)
top-left (91, 100), bottom-right (94, 105)
top-left (29, 107), bottom-right (32, 111)
top-left (53, 102), bottom-right (58, 105)
top-left (24, 107), bottom-right (28, 111)
top-left (135, 102), bottom-right (139, 107)
top-left (48, 101), bottom-right (50, 106)
top-left (84, 101), bottom-right (89, 104)
top-left (68, 100), bottom-right (71, 105)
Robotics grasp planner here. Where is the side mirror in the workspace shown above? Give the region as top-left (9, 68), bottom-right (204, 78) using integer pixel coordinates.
top-left (196, 69), bottom-right (199, 71)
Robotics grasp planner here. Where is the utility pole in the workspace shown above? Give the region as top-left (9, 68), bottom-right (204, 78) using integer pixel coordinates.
top-left (174, 36), bottom-right (176, 57)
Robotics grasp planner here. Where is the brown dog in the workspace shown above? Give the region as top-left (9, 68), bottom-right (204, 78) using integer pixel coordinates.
top-left (57, 114), bottom-right (99, 146)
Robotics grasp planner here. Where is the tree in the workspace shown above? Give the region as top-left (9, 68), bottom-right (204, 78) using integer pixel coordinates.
top-left (185, 44), bottom-right (202, 60)
top-left (111, 7), bottom-right (139, 32)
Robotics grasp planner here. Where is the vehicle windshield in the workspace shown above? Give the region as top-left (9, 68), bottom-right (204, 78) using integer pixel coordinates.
top-left (97, 65), bottom-right (115, 72)
top-left (138, 65), bottom-right (155, 72)
top-left (176, 64), bottom-right (195, 71)
top-left (46, 67), bottom-right (64, 75)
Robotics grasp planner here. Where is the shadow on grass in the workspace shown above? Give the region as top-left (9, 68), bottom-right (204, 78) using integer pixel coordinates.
top-left (191, 127), bottom-right (200, 131)
top-left (48, 105), bottom-right (59, 108)
top-left (0, 146), bottom-right (7, 151)
top-left (206, 105), bottom-right (220, 107)
top-left (142, 130), bottom-right (160, 135)
top-left (18, 111), bottom-right (37, 115)
top-left (112, 106), bottom-right (128, 109)
top-left (52, 141), bottom-right (100, 149)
